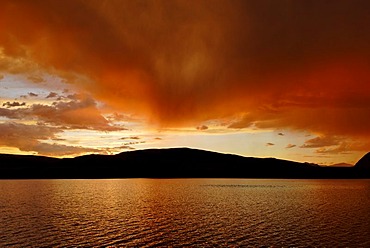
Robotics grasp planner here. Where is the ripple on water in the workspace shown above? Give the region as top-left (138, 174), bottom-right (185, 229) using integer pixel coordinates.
top-left (0, 179), bottom-right (369, 247)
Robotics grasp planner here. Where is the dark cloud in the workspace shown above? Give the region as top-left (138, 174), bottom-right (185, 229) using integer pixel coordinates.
top-left (117, 145), bottom-right (135, 150)
top-left (120, 136), bottom-right (140, 140)
top-left (122, 141), bottom-right (145, 146)
top-left (196, 125), bottom-right (208, 131)
top-left (278, 133), bottom-right (284, 136)
top-left (266, 142), bottom-right (275, 146)
top-left (0, 0), bottom-right (369, 154)
top-left (46, 92), bottom-right (58, 98)
top-left (30, 96), bottom-right (118, 130)
top-left (28, 92), bottom-right (38, 97)
top-left (285, 144), bottom-right (296, 149)
top-left (66, 94), bottom-right (80, 100)
top-left (2, 101), bottom-right (26, 108)
top-left (0, 96), bottom-right (122, 131)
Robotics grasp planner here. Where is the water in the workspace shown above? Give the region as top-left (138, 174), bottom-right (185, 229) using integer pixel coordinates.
top-left (0, 179), bottom-right (369, 247)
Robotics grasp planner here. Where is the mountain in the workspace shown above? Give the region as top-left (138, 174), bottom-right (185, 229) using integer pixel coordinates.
top-left (354, 152), bottom-right (370, 177)
top-left (330, 163), bottom-right (353, 167)
top-left (0, 148), bottom-right (369, 179)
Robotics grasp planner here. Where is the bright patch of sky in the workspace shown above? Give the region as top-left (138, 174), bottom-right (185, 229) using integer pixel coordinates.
top-left (0, 73), bottom-right (70, 102)
top-left (0, 73), bottom-right (362, 165)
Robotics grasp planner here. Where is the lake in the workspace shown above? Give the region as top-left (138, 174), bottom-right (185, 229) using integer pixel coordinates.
top-left (0, 179), bottom-right (369, 247)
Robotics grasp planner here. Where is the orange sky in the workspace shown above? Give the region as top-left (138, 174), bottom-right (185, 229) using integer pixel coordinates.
top-left (0, 0), bottom-right (369, 165)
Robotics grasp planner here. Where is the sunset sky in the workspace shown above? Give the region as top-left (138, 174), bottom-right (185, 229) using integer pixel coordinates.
top-left (1, 0), bottom-right (369, 165)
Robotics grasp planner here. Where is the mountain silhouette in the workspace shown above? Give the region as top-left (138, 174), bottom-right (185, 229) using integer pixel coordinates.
top-left (0, 148), bottom-right (369, 179)
top-left (354, 152), bottom-right (370, 176)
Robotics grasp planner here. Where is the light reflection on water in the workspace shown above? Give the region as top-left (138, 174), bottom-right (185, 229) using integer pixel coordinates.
top-left (0, 179), bottom-right (369, 247)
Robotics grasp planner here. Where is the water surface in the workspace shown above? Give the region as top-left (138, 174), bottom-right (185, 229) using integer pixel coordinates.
top-left (0, 179), bottom-right (369, 247)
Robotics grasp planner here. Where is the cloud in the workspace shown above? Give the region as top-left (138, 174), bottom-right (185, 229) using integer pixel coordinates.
top-left (0, 0), bottom-right (369, 145)
top-left (266, 143), bottom-right (275, 146)
top-left (122, 141), bottom-right (145, 146)
top-left (0, 95), bottom-right (122, 131)
top-left (285, 144), bottom-right (296, 149)
top-left (117, 145), bottom-right (135, 150)
top-left (46, 92), bottom-right (58, 98)
top-left (0, 48), bottom-right (39, 74)
top-left (2, 101), bottom-right (26, 108)
top-left (315, 143), bottom-right (350, 155)
top-left (196, 125), bottom-right (208, 131)
top-left (120, 136), bottom-right (140, 140)
top-left (106, 112), bottom-right (138, 123)
top-left (278, 133), bottom-right (284, 136)
top-left (300, 135), bottom-right (370, 155)
top-left (33, 143), bottom-right (99, 157)
top-left (228, 114), bottom-right (255, 129)
top-left (0, 122), bottom-right (53, 150)
top-left (0, 108), bottom-right (20, 118)
top-left (0, 122), bottom-right (101, 156)
top-left (300, 136), bottom-right (341, 149)
top-left (28, 92), bottom-right (38, 97)
top-left (316, 141), bottom-right (370, 155)
top-left (27, 75), bottom-right (44, 83)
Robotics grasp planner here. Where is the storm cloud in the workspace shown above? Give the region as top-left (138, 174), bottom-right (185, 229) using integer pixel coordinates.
top-left (0, 0), bottom-right (369, 151)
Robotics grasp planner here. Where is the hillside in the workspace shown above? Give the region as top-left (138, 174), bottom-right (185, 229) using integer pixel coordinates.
top-left (0, 148), bottom-right (369, 179)
top-left (355, 152), bottom-right (370, 170)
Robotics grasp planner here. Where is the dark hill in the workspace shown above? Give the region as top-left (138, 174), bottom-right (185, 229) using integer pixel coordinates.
top-left (355, 152), bottom-right (370, 168)
top-left (0, 148), bottom-right (369, 179)
top-left (354, 152), bottom-right (370, 177)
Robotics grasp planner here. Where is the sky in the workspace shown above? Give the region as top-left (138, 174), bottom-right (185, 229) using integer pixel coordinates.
top-left (0, 0), bottom-right (369, 165)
